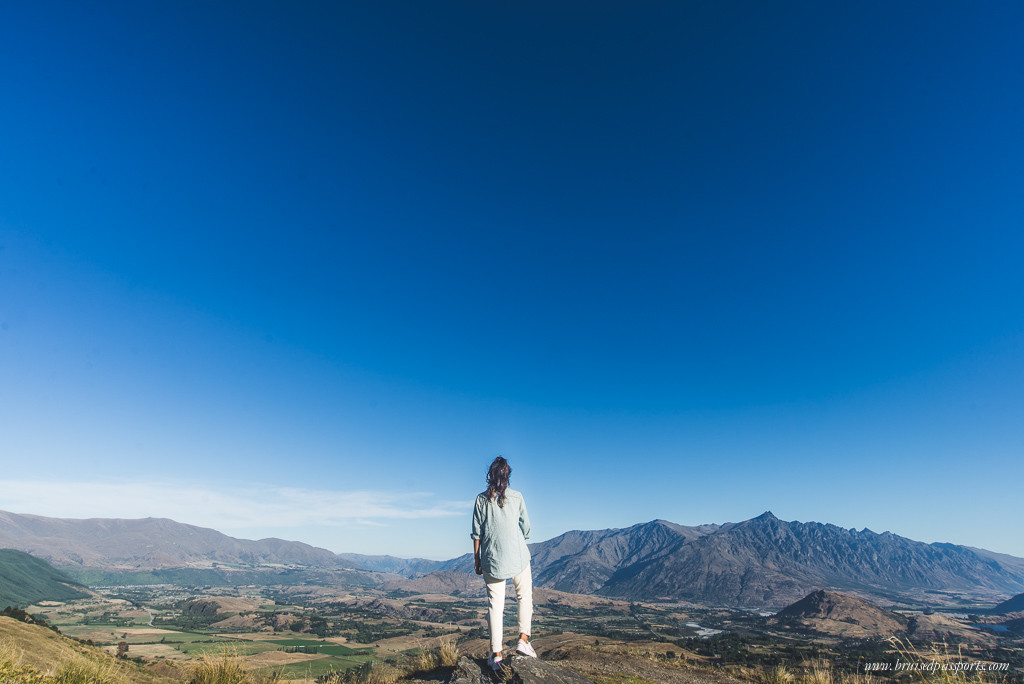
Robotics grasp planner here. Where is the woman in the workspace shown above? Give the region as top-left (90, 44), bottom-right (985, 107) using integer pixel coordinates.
top-left (471, 456), bottom-right (536, 670)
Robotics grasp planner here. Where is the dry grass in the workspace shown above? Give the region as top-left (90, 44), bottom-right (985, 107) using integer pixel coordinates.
top-left (393, 636), bottom-right (460, 680)
top-left (762, 650), bottom-right (1007, 684)
top-left (437, 636), bottom-right (460, 668)
top-left (51, 656), bottom-right (128, 684)
top-left (1, 637), bottom-right (47, 683)
top-left (2, 631), bottom-right (132, 684)
top-left (802, 660), bottom-right (834, 684)
top-left (185, 649), bottom-right (283, 684)
top-left (762, 664), bottom-right (796, 684)
top-left (405, 649), bottom-right (439, 674)
top-left (347, 662), bottom-right (403, 684)
top-left (884, 637), bottom-right (1004, 684)
top-left (318, 638), bottom-right (461, 684)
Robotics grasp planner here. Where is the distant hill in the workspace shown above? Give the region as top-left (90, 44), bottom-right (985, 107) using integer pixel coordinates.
top-left (424, 512), bottom-right (1024, 609)
top-left (992, 591), bottom-right (1024, 615)
top-left (0, 548), bottom-right (89, 608)
top-left (775, 589), bottom-right (908, 636)
top-left (337, 553), bottom-right (447, 577)
top-left (0, 510), bottom-right (341, 571)
top-left (772, 589), bottom-right (993, 644)
top-left (381, 570), bottom-right (485, 596)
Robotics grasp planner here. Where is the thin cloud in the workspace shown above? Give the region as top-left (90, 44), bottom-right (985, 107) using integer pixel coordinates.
top-left (0, 480), bottom-right (471, 532)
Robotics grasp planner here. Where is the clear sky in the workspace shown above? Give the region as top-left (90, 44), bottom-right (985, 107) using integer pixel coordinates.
top-left (2, 2), bottom-right (1022, 560)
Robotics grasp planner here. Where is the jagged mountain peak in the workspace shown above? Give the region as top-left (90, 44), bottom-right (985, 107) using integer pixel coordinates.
top-left (592, 514), bottom-right (1024, 608)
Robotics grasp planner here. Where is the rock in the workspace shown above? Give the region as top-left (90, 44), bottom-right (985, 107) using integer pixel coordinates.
top-left (449, 655), bottom-right (594, 684)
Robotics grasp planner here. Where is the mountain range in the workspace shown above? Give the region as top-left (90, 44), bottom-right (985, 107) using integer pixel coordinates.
top-left (3, 509), bottom-right (1022, 609)
top-left (0, 510), bottom-right (339, 570)
top-left (587, 512), bottom-right (1024, 607)
top-left (358, 512), bottom-right (1024, 608)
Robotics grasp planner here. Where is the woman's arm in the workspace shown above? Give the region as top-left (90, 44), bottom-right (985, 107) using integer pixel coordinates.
top-left (471, 494), bottom-right (484, 574)
top-left (519, 495), bottom-right (531, 540)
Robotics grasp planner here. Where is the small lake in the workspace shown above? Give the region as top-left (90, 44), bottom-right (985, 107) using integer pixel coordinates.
top-left (973, 624), bottom-right (1010, 632)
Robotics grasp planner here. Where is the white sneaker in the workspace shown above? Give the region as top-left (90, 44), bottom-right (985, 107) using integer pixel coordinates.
top-left (516, 639), bottom-right (537, 657)
top-left (488, 654), bottom-right (503, 670)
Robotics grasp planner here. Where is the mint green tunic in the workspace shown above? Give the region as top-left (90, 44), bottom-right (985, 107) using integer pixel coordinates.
top-left (471, 487), bottom-right (532, 580)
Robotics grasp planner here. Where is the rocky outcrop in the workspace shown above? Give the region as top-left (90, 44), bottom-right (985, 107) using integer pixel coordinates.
top-left (448, 655), bottom-right (592, 684)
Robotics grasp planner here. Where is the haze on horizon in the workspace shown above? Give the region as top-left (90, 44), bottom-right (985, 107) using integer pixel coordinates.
top-left (1, 2), bottom-right (1022, 561)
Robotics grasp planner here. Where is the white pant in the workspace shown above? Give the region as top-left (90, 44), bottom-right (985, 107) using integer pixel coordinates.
top-left (483, 563), bottom-right (532, 654)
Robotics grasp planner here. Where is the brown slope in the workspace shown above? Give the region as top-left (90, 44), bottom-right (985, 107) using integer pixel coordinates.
top-left (775, 589), bottom-right (908, 636)
top-left (907, 613), bottom-right (996, 646)
top-left (0, 615), bottom-right (176, 683)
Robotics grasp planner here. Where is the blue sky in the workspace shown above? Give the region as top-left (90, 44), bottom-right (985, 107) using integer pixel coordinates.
top-left (2, 2), bottom-right (1022, 560)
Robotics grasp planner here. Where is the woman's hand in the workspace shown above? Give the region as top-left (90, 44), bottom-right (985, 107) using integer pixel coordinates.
top-left (474, 555), bottom-right (483, 575)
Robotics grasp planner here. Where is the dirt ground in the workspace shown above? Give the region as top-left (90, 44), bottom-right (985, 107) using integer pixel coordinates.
top-left (556, 649), bottom-right (750, 684)
top-left (534, 639), bottom-right (750, 684)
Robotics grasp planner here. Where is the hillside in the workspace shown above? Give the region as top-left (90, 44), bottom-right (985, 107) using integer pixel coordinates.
top-left (0, 510), bottom-right (341, 571)
top-left (531, 519), bottom-right (718, 594)
top-left (774, 589), bottom-right (908, 636)
top-left (0, 549), bottom-right (88, 608)
top-left (0, 615), bottom-right (175, 683)
top-left (992, 591), bottom-right (1024, 615)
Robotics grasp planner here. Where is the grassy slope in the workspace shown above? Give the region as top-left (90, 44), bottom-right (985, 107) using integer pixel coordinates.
top-left (0, 616), bottom-right (177, 683)
top-left (0, 549), bottom-right (89, 607)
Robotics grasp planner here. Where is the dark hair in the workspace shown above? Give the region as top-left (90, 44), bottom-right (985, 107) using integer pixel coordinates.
top-left (485, 456), bottom-right (511, 507)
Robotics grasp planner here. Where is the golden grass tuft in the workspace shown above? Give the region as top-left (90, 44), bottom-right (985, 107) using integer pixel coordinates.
top-left (437, 636), bottom-right (460, 668)
top-left (803, 659), bottom-right (835, 684)
top-left (358, 662), bottom-right (403, 684)
top-left (406, 649), bottom-right (439, 674)
top-left (884, 637), bottom-right (1003, 684)
top-left (762, 663), bottom-right (796, 684)
top-left (186, 649), bottom-right (281, 684)
top-left (3, 631), bottom-right (131, 684)
top-left (1, 637), bottom-right (47, 684)
top-left (51, 655), bottom-right (128, 684)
